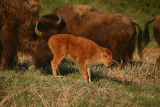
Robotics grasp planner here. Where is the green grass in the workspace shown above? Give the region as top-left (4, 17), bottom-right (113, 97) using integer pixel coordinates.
top-left (0, 60), bottom-right (160, 106)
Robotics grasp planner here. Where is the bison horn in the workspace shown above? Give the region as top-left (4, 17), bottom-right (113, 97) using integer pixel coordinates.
top-left (35, 21), bottom-right (42, 36)
top-left (56, 14), bottom-right (62, 24)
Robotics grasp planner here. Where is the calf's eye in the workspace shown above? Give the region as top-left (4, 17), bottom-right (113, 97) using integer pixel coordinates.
top-left (104, 55), bottom-right (107, 58)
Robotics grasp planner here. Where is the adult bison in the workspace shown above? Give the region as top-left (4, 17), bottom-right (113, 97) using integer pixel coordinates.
top-left (53, 5), bottom-right (143, 66)
top-left (0, 0), bottom-right (66, 71)
top-left (143, 16), bottom-right (160, 69)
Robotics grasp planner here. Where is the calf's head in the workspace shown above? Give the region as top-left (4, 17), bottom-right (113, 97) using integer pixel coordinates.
top-left (98, 47), bottom-right (113, 67)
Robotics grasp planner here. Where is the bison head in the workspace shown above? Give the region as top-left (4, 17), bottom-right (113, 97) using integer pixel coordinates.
top-left (31, 14), bottom-right (66, 69)
top-left (16, 14), bottom-right (66, 69)
top-left (35, 14), bottom-right (66, 40)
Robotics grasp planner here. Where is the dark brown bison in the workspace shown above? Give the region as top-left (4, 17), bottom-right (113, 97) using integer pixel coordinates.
top-left (0, 0), bottom-right (66, 71)
top-left (143, 15), bottom-right (160, 69)
top-left (53, 5), bottom-right (143, 66)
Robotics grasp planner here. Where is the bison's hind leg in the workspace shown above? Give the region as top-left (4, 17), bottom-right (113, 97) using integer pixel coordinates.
top-left (87, 67), bottom-right (91, 83)
top-left (51, 54), bottom-right (64, 76)
top-left (78, 63), bottom-right (89, 83)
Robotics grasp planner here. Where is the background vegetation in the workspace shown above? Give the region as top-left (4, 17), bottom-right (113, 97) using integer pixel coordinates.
top-left (0, 0), bottom-right (160, 107)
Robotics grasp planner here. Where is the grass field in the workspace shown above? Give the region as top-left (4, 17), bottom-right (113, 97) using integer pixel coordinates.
top-left (0, 0), bottom-right (160, 107)
top-left (0, 47), bottom-right (160, 106)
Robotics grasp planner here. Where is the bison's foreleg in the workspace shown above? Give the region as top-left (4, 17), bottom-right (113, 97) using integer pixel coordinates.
top-left (0, 25), bottom-right (19, 71)
top-left (0, 44), bottom-right (18, 70)
top-left (156, 56), bottom-right (160, 70)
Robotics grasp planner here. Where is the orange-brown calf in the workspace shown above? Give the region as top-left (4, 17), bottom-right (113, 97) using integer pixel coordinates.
top-left (48, 34), bottom-right (113, 83)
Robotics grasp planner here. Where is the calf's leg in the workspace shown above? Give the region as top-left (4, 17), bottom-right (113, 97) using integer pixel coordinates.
top-left (79, 64), bottom-right (89, 83)
top-left (87, 67), bottom-right (91, 83)
top-left (51, 55), bottom-right (63, 76)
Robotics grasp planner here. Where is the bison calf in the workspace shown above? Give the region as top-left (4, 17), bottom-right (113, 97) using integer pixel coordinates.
top-left (48, 34), bottom-right (113, 83)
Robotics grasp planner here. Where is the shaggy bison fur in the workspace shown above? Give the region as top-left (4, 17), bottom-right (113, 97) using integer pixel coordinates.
top-left (0, 0), bottom-right (66, 71)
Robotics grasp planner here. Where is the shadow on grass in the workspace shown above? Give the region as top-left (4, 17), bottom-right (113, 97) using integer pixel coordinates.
top-left (58, 66), bottom-right (79, 75)
top-left (39, 64), bottom-right (79, 76)
top-left (18, 61), bottom-right (159, 85)
top-left (89, 71), bottom-right (133, 85)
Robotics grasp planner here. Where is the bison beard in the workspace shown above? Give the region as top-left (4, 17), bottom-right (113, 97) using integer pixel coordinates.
top-left (0, 0), bottom-right (66, 70)
top-left (53, 5), bottom-right (143, 66)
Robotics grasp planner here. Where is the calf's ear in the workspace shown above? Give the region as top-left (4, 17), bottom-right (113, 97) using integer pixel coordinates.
top-left (97, 48), bottom-right (101, 53)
